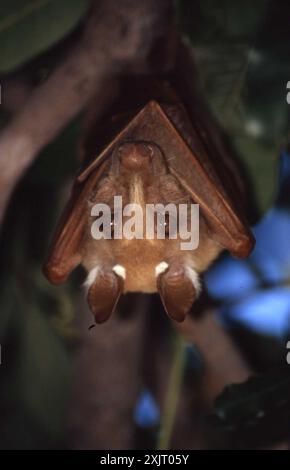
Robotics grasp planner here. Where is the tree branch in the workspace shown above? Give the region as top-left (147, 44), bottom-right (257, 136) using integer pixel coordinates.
top-left (0, 0), bottom-right (172, 224)
top-left (67, 295), bottom-right (148, 449)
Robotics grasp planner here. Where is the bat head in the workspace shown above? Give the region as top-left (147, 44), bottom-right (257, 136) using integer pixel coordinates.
top-left (114, 141), bottom-right (167, 183)
top-left (117, 142), bottom-right (153, 171)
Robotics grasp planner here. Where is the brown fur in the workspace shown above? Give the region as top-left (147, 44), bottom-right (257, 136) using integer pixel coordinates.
top-left (82, 142), bottom-right (222, 294)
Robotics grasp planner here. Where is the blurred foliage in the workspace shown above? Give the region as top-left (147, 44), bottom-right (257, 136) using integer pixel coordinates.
top-left (204, 133), bottom-right (290, 449)
top-left (0, 0), bottom-right (91, 449)
top-left (176, 0), bottom-right (290, 215)
top-left (0, 119), bottom-right (81, 449)
top-left (0, 0), bottom-right (92, 74)
top-left (134, 390), bottom-right (160, 429)
top-left (205, 152), bottom-right (290, 342)
top-left (210, 367), bottom-right (290, 448)
top-left (157, 334), bottom-right (186, 450)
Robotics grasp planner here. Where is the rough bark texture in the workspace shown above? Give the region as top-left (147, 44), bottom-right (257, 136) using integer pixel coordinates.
top-left (0, 0), bottom-right (172, 225)
top-left (67, 295), bottom-right (148, 449)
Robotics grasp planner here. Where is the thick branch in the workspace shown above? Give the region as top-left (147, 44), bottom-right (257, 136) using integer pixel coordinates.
top-left (67, 296), bottom-right (147, 449)
top-left (0, 0), bottom-right (171, 223)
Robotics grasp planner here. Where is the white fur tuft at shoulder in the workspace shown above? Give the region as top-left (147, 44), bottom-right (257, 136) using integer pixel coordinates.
top-left (155, 261), bottom-right (169, 277)
top-left (83, 266), bottom-right (99, 289)
top-left (112, 264), bottom-right (126, 280)
top-left (185, 266), bottom-right (201, 296)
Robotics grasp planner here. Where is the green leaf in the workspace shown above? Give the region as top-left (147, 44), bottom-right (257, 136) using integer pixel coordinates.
top-left (177, 0), bottom-right (290, 216)
top-left (27, 116), bottom-right (81, 184)
top-left (19, 304), bottom-right (73, 441)
top-left (0, 0), bottom-right (92, 73)
top-left (209, 368), bottom-right (290, 447)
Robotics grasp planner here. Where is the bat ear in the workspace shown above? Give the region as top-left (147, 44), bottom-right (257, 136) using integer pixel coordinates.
top-left (86, 268), bottom-right (124, 323)
top-left (156, 262), bottom-right (198, 322)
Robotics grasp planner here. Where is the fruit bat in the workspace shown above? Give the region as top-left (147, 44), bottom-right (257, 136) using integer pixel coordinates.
top-left (43, 78), bottom-right (255, 323)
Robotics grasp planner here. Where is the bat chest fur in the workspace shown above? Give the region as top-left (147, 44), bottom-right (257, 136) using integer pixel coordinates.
top-left (114, 239), bottom-right (164, 293)
top-left (124, 266), bottom-right (157, 293)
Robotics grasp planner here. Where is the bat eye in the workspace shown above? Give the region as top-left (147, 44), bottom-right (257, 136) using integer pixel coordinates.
top-left (156, 213), bottom-right (170, 238)
top-left (106, 214), bottom-right (115, 238)
top-left (164, 214), bottom-right (170, 237)
top-left (156, 213), bottom-right (178, 238)
top-left (98, 213), bottom-right (115, 238)
top-left (110, 219), bottom-right (115, 237)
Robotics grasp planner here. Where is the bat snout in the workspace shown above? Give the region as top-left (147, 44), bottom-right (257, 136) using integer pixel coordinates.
top-left (118, 142), bottom-right (153, 171)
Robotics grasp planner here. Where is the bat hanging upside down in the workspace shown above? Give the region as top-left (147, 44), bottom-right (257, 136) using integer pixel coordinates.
top-left (43, 82), bottom-right (255, 323)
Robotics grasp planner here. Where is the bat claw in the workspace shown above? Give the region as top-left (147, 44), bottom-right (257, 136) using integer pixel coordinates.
top-left (86, 268), bottom-right (124, 323)
top-left (156, 262), bottom-right (198, 322)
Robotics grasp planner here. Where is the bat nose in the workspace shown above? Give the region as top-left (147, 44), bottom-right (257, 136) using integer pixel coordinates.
top-left (118, 143), bottom-right (151, 171)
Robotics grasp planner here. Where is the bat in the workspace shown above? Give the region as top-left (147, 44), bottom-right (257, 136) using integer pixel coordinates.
top-left (43, 77), bottom-right (255, 323)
